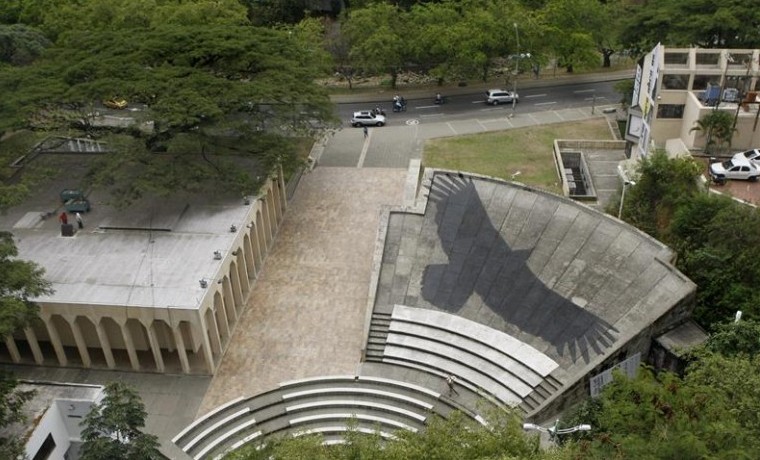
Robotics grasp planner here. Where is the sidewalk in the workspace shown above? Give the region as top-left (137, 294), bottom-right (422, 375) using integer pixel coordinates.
top-left (330, 68), bottom-right (635, 104)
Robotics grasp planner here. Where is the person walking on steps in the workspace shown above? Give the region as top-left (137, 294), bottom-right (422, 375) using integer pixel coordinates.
top-left (446, 374), bottom-right (459, 396)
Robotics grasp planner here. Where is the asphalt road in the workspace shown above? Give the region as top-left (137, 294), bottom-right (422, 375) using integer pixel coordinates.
top-left (336, 80), bottom-right (621, 127)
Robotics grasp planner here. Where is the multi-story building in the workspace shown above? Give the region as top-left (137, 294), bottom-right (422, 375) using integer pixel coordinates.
top-left (626, 44), bottom-right (760, 158)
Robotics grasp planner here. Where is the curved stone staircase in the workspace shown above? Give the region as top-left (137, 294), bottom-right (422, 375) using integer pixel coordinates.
top-left (365, 305), bottom-right (564, 413)
top-left (172, 375), bottom-right (474, 459)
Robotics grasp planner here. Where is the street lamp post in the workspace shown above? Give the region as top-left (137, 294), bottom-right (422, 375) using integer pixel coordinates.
top-left (512, 23), bottom-right (519, 115)
top-left (523, 419), bottom-right (592, 445)
top-left (618, 180), bottom-right (635, 219)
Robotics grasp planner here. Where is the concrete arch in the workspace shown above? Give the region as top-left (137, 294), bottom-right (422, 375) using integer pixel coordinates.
top-left (229, 261), bottom-right (244, 315)
top-left (48, 314), bottom-right (74, 366)
top-left (72, 315), bottom-right (100, 368)
top-left (243, 234), bottom-right (256, 279)
top-left (99, 317), bottom-right (129, 369)
top-left (235, 250), bottom-right (250, 294)
top-left (212, 293), bottom-right (230, 345)
top-left (204, 308), bottom-right (223, 360)
top-left (271, 178), bottom-right (284, 224)
top-left (215, 290), bottom-right (235, 330)
top-left (265, 188), bottom-right (277, 239)
top-left (251, 220), bottom-right (264, 270)
top-left (257, 208), bottom-right (270, 250)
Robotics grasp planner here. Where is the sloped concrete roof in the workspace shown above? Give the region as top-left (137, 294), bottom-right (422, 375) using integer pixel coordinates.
top-left (375, 171), bottom-right (696, 373)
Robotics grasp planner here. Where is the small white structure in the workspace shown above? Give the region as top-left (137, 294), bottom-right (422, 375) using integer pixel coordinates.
top-left (0, 381), bottom-right (103, 460)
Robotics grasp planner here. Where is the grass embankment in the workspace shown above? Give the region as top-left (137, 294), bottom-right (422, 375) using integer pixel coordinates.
top-left (423, 118), bottom-right (613, 195)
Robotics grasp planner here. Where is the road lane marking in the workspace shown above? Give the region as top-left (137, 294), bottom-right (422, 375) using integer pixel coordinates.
top-left (525, 94), bottom-right (546, 98)
top-left (574, 89), bottom-right (596, 93)
top-left (357, 129), bottom-right (371, 168)
top-left (535, 102), bottom-right (557, 106)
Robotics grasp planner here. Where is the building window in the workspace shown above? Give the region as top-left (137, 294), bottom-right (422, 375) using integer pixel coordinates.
top-left (657, 104), bottom-right (685, 119)
top-left (692, 75), bottom-right (719, 90)
top-left (695, 53), bottom-right (720, 66)
top-left (664, 52), bottom-right (688, 66)
top-left (662, 74), bottom-right (689, 90)
top-left (32, 434), bottom-right (56, 460)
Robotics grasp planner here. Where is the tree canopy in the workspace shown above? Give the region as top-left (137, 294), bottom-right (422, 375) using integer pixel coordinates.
top-left (0, 231), bottom-right (51, 338)
top-left (0, 372), bottom-right (35, 460)
top-left (80, 382), bottom-right (162, 460)
top-left (0, 6), bottom-right (335, 204)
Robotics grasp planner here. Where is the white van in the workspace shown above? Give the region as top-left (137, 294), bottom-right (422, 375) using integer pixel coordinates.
top-left (485, 89), bottom-right (519, 105)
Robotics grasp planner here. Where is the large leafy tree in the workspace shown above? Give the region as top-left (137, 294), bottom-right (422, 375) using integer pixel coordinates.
top-left (0, 24), bottom-right (51, 66)
top-left (80, 382), bottom-right (161, 460)
top-left (0, 372), bottom-right (36, 460)
top-left (668, 193), bottom-right (760, 327)
top-left (342, 3), bottom-right (407, 88)
top-left (0, 231), bottom-right (52, 337)
top-left (539, 0), bottom-right (602, 72)
top-left (0, 233), bottom-right (49, 459)
top-left (617, 150), bottom-right (702, 238)
top-left (619, 0), bottom-right (760, 56)
top-left (568, 363), bottom-right (760, 459)
top-left (0, 19), bottom-right (334, 204)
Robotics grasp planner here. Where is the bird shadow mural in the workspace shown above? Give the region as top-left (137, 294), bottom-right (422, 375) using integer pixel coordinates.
top-left (420, 174), bottom-right (617, 364)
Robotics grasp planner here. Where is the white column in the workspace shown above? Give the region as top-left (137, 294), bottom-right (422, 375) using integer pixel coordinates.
top-left (172, 325), bottom-right (190, 374)
top-left (43, 317), bottom-right (67, 366)
top-left (4, 336), bottom-right (20, 363)
top-left (24, 328), bottom-right (44, 364)
top-left (120, 323), bottom-right (140, 371)
top-left (70, 319), bottom-right (92, 368)
top-left (146, 322), bottom-right (165, 373)
top-left (95, 321), bottom-right (116, 369)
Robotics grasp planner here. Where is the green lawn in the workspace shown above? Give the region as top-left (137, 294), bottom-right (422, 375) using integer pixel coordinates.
top-left (423, 118), bottom-right (613, 194)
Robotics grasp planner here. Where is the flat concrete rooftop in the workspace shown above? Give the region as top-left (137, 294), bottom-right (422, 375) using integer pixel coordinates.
top-left (0, 153), bottom-right (253, 310)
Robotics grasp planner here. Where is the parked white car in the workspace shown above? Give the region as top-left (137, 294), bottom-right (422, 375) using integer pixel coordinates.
top-left (350, 111), bottom-right (386, 127)
top-left (709, 157), bottom-right (760, 183)
top-left (732, 148), bottom-right (760, 166)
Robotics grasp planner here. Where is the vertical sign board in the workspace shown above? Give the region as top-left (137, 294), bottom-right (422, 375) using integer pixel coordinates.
top-left (637, 43), bottom-right (662, 158)
top-left (589, 352), bottom-right (641, 398)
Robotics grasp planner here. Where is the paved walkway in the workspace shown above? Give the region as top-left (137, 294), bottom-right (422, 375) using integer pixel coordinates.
top-left (197, 167), bottom-right (406, 415)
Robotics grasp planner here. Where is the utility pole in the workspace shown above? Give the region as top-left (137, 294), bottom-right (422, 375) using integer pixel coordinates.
top-left (512, 23), bottom-right (519, 115)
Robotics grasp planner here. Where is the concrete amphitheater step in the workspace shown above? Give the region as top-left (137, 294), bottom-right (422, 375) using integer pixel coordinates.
top-left (174, 375), bottom-right (463, 459)
top-left (365, 312), bottom-right (393, 361)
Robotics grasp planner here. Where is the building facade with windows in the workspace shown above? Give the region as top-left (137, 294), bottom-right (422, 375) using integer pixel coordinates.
top-left (626, 45), bottom-right (760, 158)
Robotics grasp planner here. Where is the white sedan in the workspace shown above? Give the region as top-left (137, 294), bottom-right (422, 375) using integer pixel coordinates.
top-left (709, 157), bottom-right (760, 183)
top-left (732, 148), bottom-right (760, 166)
